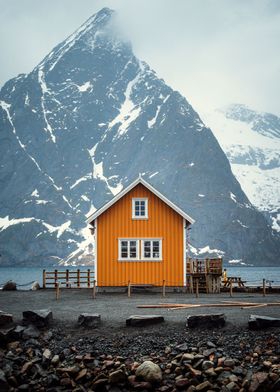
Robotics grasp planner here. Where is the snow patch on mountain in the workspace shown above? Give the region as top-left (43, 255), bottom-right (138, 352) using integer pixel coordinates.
top-left (202, 105), bottom-right (280, 232)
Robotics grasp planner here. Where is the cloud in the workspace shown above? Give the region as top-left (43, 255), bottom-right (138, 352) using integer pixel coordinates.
top-left (0, 0), bottom-right (279, 115)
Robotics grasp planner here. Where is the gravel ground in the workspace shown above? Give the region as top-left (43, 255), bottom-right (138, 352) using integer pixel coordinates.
top-left (1, 290), bottom-right (280, 391)
top-left (1, 289), bottom-right (280, 331)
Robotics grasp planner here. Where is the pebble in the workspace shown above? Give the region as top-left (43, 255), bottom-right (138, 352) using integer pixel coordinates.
top-left (0, 324), bottom-right (278, 391)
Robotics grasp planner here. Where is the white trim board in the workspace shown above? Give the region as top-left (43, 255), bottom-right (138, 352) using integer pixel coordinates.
top-left (86, 176), bottom-right (195, 224)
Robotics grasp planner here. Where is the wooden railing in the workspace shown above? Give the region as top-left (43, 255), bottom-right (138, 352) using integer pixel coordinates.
top-left (42, 269), bottom-right (95, 289)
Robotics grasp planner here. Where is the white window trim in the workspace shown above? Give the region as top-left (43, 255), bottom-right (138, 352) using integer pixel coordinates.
top-left (118, 239), bottom-right (140, 261)
top-left (118, 238), bottom-right (163, 262)
top-left (141, 239), bottom-right (162, 261)
top-left (132, 197), bottom-right (148, 219)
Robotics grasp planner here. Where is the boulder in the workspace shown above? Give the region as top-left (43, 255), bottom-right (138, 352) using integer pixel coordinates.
top-left (0, 311), bottom-right (13, 326)
top-left (248, 314), bottom-right (280, 330)
top-left (22, 309), bottom-right (53, 328)
top-left (187, 313), bottom-right (226, 328)
top-left (22, 324), bottom-right (40, 339)
top-left (78, 313), bottom-right (101, 328)
top-left (31, 281), bottom-right (40, 290)
top-left (126, 315), bottom-right (164, 327)
top-left (2, 280), bottom-right (17, 291)
top-left (135, 360), bottom-right (162, 383)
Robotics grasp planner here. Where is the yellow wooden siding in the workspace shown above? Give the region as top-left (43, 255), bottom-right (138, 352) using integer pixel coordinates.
top-left (97, 183), bottom-right (184, 286)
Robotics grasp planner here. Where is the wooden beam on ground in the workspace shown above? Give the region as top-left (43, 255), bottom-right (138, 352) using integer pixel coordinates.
top-left (137, 302), bottom-right (280, 310)
top-left (241, 304), bottom-right (268, 309)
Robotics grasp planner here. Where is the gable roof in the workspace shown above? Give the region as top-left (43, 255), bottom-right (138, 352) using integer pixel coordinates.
top-left (86, 176), bottom-right (195, 224)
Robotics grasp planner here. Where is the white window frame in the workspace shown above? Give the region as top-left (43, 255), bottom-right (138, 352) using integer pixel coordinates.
top-left (132, 198), bottom-right (148, 219)
top-left (141, 239), bottom-right (162, 261)
top-left (118, 239), bottom-right (140, 261)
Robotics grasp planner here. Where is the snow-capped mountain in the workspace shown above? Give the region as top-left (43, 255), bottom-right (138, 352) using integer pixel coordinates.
top-left (0, 8), bottom-right (279, 267)
top-left (202, 104), bottom-right (280, 233)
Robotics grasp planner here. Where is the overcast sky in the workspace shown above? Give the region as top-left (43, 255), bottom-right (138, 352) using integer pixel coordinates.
top-left (1, 0), bottom-right (279, 115)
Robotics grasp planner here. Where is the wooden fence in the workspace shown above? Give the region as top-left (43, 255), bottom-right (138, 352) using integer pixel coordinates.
top-left (42, 269), bottom-right (95, 289)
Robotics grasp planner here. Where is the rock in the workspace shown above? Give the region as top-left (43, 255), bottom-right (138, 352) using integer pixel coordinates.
top-left (2, 281), bottom-right (17, 290)
top-left (185, 364), bottom-right (202, 377)
top-left (226, 381), bottom-right (239, 391)
top-left (248, 314), bottom-right (280, 330)
top-left (175, 378), bottom-right (190, 389)
top-left (224, 358), bottom-right (235, 368)
top-left (207, 341), bottom-right (216, 348)
top-left (78, 313), bottom-right (101, 328)
top-left (195, 380), bottom-right (213, 391)
top-left (51, 354), bottom-right (60, 365)
top-left (31, 281), bottom-right (40, 290)
top-left (92, 378), bottom-right (108, 389)
top-left (176, 343), bottom-right (189, 352)
top-left (126, 315), bottom-right (164, 327)
top-left (43, 348), bottom-right (51, 360)
top-left (8, 325), bottom-right (26, 340)
top-left (0, 312), bottom-right (13, 326)
top-left (21, 361), bottom-right (34, 374)
top-left (202, 348), bottom-right (216, 357)
top-left (187, 314), bottom-right (226, 328)
top-left (76, 368), bottom-right (87, 381)
top-left (202, 360), bottom-right (214, 370)
top-left (22, 325), bottom-right (40, 339)
top-left (249, 372), bottom-right (268, 392)
top-left (182, 353), bottom-right (195, 361)
top-left (22, 309), bottom-right (53, 328)
top-left (135, 360), bottom-right (162, 383)
top-left (109, 369), bottom-right (126, 384)
top-left (132, 381), bottom-right (153, 390)
top-left (0, 369), bottom-right (9, 392)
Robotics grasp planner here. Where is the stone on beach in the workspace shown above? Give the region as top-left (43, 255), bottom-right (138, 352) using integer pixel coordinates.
top-left (187, 313), bottom-right (226, 328)
top-left (2, 280), bottom-right (17, 291)
top-left (135, 360), bottom-right (162, 383)
top-left (78, 313), bottom-right (101, 328)
top-left (31, 281), bottom-right (40, 290)
top-left (22, 309), bottom-right (53, 328)
top-left (126, 315), bottom-right (165, 327)
top-left (0, 311), bottom-right (13, 326)
top-left (248, 314), bottom-right (280, 330)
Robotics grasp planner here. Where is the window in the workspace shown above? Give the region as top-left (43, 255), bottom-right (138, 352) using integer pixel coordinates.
top-left (119, 240), bottom-right (139, 260)
top-left (142, 240), bottom-right (162, 260)
top-left (118, 239), bottom-right (162, 261)
top-left (132, 198), bottom-right (148, 219)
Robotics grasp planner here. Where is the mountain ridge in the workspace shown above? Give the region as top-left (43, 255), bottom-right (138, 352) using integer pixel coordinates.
top-left (0, 8), bottom-right (279, 267)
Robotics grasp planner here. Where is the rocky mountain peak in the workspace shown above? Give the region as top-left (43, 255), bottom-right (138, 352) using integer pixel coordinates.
top-left (0, 9), bottom-right (279, 267)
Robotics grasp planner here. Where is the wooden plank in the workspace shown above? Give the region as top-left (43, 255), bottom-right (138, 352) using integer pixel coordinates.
top-left (241, 304), bottom-right (267, 309)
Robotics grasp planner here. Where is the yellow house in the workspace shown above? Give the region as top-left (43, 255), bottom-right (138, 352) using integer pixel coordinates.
top-left (86, 176), bottom-right (195, 287)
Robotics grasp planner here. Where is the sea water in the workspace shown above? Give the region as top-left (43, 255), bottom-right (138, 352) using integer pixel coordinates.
top-left (0, 266), bottom-right (280, 290)
top-left (0, 266), bottom-right (92, 289)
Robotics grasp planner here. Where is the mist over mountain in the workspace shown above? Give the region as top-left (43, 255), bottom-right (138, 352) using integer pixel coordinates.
top-left (0, 8), bottom-right (279, 267)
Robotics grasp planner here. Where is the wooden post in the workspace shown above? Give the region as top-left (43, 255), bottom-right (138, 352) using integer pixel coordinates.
top-left (230, 279), bottom-right (233, 297)
top-left (77, 269), bottom-right (80, 288)
top-left (190, 276), bottom-right (193, 294)
top-left (128, 280), bottom-right (131, 298)
top-left (87, 269), bottom-right (90, 288)
top-left (56, 282), bottom-right (60, 300)
top-left (66, 269), bottom-right (69, 288)
top-left (93, 280), bottom-right (96, 299)
top-left (263, 279), bottom-right (266, 297)
top-left (54, 269), bottom-right (58, 289)
top-left (162, 280), bottom-right (166, 297)
top-left (196, 278), bottom-right (199, 298)
top-left (43, 270), bottom-right (46, 289)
